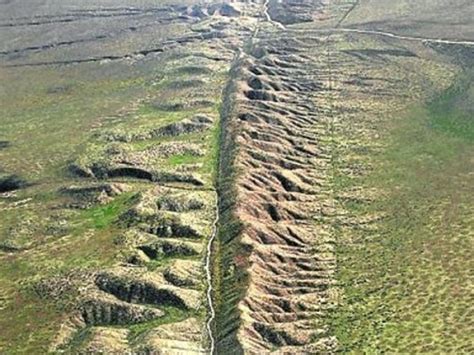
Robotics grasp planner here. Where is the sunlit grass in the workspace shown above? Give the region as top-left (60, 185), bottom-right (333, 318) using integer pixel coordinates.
top-left (330, 76), bottom-right (474, 353)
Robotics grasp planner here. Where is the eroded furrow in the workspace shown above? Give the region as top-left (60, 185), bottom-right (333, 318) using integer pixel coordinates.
top-left (217, 32), bottom-right (340, 353)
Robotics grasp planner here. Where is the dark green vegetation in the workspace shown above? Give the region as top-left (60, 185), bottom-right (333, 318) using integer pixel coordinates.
top-left (78, 192), bottom-right (137, 230)
top-left (429, 74), bottom-right (474, 141)
top-left (330, 74), bottom-right (474, 353)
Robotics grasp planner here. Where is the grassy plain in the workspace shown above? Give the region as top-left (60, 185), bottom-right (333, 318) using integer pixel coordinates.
top-left (330, 74), bottom-right (474, 353)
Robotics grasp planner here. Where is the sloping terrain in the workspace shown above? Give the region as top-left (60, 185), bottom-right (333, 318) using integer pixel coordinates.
top-left (1, 0), bottom-right (473, 354)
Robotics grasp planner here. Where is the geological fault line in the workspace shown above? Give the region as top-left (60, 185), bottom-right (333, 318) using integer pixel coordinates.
top-left (204, 3), bottom-right (286, 353)
top-left (205, 4), bottom-right (471, 355)
top-left (205, 191), bottom-right (219, 355)
top-left (204, 29), bottom-right (250, 353)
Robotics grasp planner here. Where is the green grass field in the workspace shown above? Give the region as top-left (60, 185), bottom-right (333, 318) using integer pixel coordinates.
top-left (330, 73), bottom-right (474, 353)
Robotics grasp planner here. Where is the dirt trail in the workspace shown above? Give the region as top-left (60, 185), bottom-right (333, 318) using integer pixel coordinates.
top-left (337, 28), bottom-right (474, 45)
top-left (292, 27), bottom-right (474, 46)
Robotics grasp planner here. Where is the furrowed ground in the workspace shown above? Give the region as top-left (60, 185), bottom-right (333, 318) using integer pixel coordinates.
top-left (0, 0), bottom-right (473, 354)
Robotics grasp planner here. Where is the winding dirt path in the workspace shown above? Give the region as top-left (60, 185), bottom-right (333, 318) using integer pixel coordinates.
top-left (334, 28), bottom-right (474, 45)
top-left (291, 27), bottom-right (474, 46)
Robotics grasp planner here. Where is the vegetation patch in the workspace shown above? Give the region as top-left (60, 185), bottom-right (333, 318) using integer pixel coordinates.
top-left (429, 73), bottom-right (474, 141)
top-left (330, 77), bottom-right (474, 353)
top-left (78, 193), bottom-right (137, 230)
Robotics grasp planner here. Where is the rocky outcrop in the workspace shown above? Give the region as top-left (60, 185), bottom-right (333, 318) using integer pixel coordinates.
top-left (152, 114), bottom-right (214, 138)
top-left (100, 115), bottom-right (214, 143)
top-left (157, 194), bottom-right (205, 212)
top-left (70, 160), bottom-right (205, 186)
top-left (140, 215), bottom-right (204, 239)
top-left (138, 237), bottom-right (203, 258)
